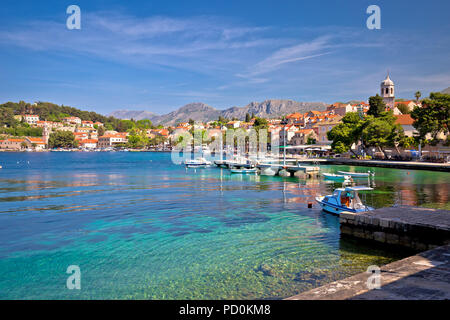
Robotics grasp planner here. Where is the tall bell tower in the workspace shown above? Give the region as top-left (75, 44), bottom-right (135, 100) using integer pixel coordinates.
top-left (380, 73), bottom-right (395, 108)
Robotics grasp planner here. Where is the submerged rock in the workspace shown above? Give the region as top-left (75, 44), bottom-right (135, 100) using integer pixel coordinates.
top-left (256, 263), bottom-right (275, 277)
top-left (294, 271), bottom-right (327, 284)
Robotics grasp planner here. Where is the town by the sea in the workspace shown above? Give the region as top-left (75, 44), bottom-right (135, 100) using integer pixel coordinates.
top-left (0, 152), bottom-right (448, 299)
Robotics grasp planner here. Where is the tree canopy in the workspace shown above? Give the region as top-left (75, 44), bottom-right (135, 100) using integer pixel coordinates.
top-left (367, 94), bottom-right (387, 117)
top-left (48, 131), bottom-right (78, 149)
top-left (410, 92), bottom-right (450, 141)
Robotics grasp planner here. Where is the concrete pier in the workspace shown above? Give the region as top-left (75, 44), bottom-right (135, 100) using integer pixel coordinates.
top-left (286, 206), bottom-right (450, 300)
top-left (294, 158), bottom-right (450, 172)
top-left (214, 159), bottom-right (320, 177)
top-left (286, 244), bottom-right (450, 300)
top-left (340, 206), bottom-right (450, 251)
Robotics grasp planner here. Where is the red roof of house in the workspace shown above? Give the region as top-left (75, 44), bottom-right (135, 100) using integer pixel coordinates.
top-left (395, 100), bottom-right (415, 105)
top-left (295, 129), bottom-right (314, 134)
top-left (5, 138), bottom-right (25, 143)
top-left (286, 112), bottom-right (303, 119)
top-left (395, 114), bottom-right (414, 125)
top-left (27, 137), bottom-right (45, 144)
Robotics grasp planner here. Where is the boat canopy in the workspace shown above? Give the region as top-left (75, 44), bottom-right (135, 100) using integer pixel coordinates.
top-left (344, 186), bottom-right (373, 191)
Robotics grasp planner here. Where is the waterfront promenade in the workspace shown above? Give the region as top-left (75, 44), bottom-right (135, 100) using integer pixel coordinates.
top-left (287, 206), bottom-right (450, 299)
top-left (295, 158), bottom-right (450, 172)
top-left (286, 244), bottom-right (450, 300)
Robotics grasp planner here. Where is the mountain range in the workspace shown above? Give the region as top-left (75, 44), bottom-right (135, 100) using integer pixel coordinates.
top-left (109, 100), bottom-right (328, 126)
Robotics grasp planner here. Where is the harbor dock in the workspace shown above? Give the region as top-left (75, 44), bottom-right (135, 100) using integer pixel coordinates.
top-left (340, 206), bottom-right (450, 251)
top-left (214, 157), bottom-right (450, 172)
top-left (292, 158), bottom-right (450, 172)
top-left (213, 159), bottom-right (320, 177)
top-left (287, 206), bottom-right (450, 299)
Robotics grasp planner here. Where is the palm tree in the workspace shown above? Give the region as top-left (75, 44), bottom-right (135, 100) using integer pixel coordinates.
top-left (415, 91), bottom-right (421, 103)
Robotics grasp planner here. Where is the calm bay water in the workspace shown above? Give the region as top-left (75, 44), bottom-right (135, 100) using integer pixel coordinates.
top-left (0, 152), bottom-right (449, 299)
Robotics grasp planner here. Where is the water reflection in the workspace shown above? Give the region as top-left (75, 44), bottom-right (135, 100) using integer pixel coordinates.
top-left (0, 152), bottom-right (448, 299)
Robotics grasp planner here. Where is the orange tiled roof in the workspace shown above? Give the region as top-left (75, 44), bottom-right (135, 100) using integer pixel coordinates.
top-left (286, 112), bottom-right (303, 119)
top-left (27, 137), bottom-right (45, 143)
top-left (6, 138), bottom-right (25, 142)
top-left (295, 129), bottom-right (314, 134)
top-left (395, 114), bottom-right (414, 125)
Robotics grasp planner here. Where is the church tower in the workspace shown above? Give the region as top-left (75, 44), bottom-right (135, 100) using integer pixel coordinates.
top-left (43, 125), bottom-right (50, 145)
top-left (380, 73), bottom-right (395, 108)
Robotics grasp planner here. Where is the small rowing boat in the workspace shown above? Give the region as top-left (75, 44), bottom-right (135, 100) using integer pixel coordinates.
top-left (322, 173), bottom-right (351, 181)
top-left (337, 170), bottom-right (374, 178)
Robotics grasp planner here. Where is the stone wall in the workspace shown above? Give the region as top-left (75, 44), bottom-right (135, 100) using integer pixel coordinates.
top-left (340, 208), bottom-right (450, 251)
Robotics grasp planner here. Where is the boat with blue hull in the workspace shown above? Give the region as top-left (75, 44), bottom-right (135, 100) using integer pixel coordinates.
top-left (315, 186), bottom-right (374, 215)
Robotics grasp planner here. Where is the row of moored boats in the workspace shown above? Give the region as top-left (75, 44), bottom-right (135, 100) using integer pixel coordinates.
top-left (184, 157), bottom-right (376, 214)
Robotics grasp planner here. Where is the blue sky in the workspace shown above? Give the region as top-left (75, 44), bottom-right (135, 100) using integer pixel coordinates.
top-left (1, 0), bottom-right (449, 115)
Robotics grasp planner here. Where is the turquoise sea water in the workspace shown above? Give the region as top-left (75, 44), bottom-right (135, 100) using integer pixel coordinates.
top-left (0, 152), bottom-right (449, 299)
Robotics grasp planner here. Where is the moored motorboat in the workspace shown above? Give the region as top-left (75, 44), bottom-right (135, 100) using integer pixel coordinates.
top-left (315, 186), bottom-right (374, 214)
top-left (337, 170), bottom-right (374, 178)
top-left (184, 157), bottom-right (212, 168)
top-left (322, 173), bottom-right (351, 181)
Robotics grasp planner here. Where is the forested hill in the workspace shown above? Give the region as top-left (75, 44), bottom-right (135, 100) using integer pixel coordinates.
top-left (0, 101), bottom-right (117, 125)
top-left (0, 101), bottom-right (172, 135)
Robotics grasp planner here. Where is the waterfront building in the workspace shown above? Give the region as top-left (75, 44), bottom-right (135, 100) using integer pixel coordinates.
top-left (98, 134), bottom-right (128, 148)
top-left (0, 138), bottom-right (26, 150)
top-left (25, 137), bottom-right (47, 151)
top-left (316, 116), bottom-right (343, 145)
top-left (73, 132), bottom-right (89, 141)
top-left (279, 124), bottom-right (299, 145)
top-left (80, 139), bottom-right (98, 149)
top-left (394, 114), bottom-right (416, 137)
top-left (290, 129), bottom-right (318, 146)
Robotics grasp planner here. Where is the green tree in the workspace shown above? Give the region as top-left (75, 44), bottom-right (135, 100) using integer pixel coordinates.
top-left (306, 134), bottom-right (316, 145)
top-left (97, 125), bottom-right (105, 137)
top-left (367, 94), bottom-right (387, 117)
top-left (396, 103), bottom-right (410, 114)
top-left (361, 112), bottom-right (404, 157)
top-left (327, 112), bottom-right (364, 156)
top-left (253, 117), bottom-right (268, 128)
top-left (410, 92), bottom-right (450, 141)
top-left (415, 91), bottom-right (422, 102)
top-left (48, 131), bottom-right (78, 149)
top-left (245, 113), bottom-right (251, 122)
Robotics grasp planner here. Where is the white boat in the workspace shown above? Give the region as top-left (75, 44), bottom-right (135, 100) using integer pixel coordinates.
top-left (337, 170), bottom-right (374, 178)
top-left (315, 186), bottom-right (374, 215)
top-left (322, 173), bottom-right (351, 181)
top-left (230, 168), bottom-right (257, 174)
top-left (184, 157), bottom-right (212, 168)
